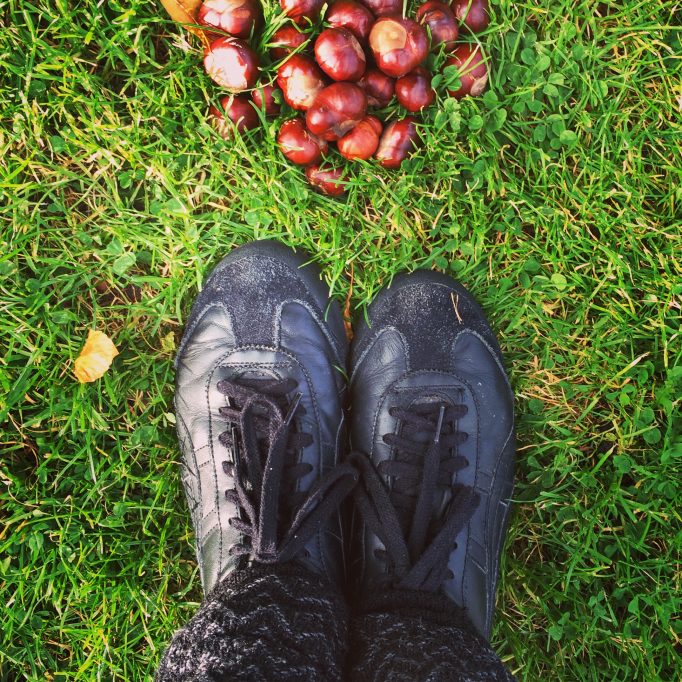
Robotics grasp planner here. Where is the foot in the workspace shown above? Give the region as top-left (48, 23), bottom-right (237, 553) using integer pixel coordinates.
top-left (349, 270), bottom-right (514, 638)
top-left (174, 240), bottom-right (357, 594)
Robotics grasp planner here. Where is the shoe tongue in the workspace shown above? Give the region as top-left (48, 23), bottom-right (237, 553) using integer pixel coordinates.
top-left (231, 370), bottom-right (292, 408)
top-left (407, 395), bottom-right (444, 441)
top-left (232, 368), bottom-right (281, 384)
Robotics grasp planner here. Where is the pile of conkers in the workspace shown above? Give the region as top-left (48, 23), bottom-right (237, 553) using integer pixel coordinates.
top-left (200, 0), bottom-right (490, 196)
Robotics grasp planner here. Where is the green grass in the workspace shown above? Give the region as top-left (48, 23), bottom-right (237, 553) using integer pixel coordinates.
top-left (1, 0), bottom-right (680, 679)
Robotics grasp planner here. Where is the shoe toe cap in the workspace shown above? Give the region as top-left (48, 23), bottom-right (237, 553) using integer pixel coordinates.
top-left (185, 251), bottom-right (319, 349)
top-left (353, 270), bottom-right (503, 374)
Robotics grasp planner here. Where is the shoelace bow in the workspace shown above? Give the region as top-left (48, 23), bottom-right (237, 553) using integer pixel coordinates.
top-left (350, 402), bottom-right (480, 591)
top-left (217, 376), bottom-right (358, 564)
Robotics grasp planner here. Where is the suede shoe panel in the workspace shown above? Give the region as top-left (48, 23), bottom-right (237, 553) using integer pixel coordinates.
top-left (351, 274), bottom-right (501, 374)
top-left (182, 256), bottom-right (318, 349)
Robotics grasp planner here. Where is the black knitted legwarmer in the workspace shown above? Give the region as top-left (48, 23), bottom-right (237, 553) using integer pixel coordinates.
top-left (347, 589), bottom-right (515, 682)
top-left (157, 570), bottom-right (512, 681)
top-left (156, 562), bottom-right (348, 682)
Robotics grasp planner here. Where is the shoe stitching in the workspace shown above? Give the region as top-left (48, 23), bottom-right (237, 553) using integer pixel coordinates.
top-left (362, 370), bottom-right (463, 583)
top-left (450, 328), bottom-right (512, 394)
top-left (204, 359), bottom-right (225, 586)
top-left (176, 249), bottom-right (348, 588)
top-left (175, 301), bottom-right (236, 369)
top-left (351, 283), bottom-right (513, 637)
top-left (367, 368), bottom-right (470, 470)
top-left (207, 347), bottom-right (326, 489)
top-left (350, 325), bottom-right (411, 381)
top-left (202, 345), bottom-right (339, 585)
top-left (177, 411), bottom-right (203, 548)
top-left (177, 252), bottom-right (345, 366)
top-left (447, 373), bottom-right (514, 637)
top-left (352, 277), bottom-right (492, 368)
top-left (485, 428), bottom-right (515, 633)
top-left (200, 352), bottom-right (289, 585)
top-left (205, 353), bottom-right (291, 585)
top-left (274, 298), bottom-right (347, 367)
top-left (363, 367), bottom-right (513, 635)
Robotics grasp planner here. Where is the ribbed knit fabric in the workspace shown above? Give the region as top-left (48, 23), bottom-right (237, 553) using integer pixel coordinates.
top-left (347, 589), bottom-right (515, 682)
top-left (156, 562), bottom-right (348, 682)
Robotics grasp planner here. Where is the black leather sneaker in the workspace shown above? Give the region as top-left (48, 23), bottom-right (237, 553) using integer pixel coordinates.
top-left (349, 270), bottom-right (515, 639)
top-left (174, 240), bottom-right (357, 594)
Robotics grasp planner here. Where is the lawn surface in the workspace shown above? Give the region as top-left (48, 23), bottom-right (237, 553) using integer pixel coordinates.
top-left (1, 0), bottom-right (681, 679)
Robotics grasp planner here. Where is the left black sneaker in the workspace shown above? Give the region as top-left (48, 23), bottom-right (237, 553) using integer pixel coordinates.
top-left (174, 240), bottom-right (357, 595)
top-left (349, 270), bottom-right (515, 639)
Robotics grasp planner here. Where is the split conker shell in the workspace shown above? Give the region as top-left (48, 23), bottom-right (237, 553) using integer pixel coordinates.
top-left (369, 17), bottom-right (429, 78)
top-left (204, 37), bottom-right (259, 91)
top-left (444, 44), bottom-right (488, 98)
top-left (306, 82), bottom-right (367, 141)
top-left (314, 28), bottom-right (367, 82)
top-left (198, 0), bottom-right (262, 38)
top-left (375, 117), bottom-right (420, 168)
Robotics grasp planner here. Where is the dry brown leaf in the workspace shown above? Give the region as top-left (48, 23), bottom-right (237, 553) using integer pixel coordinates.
top-left (73, 330), bottom-right (119, 383)
top-left (343, 263), bottom-right (354, 341)
top-left (158, 0), bottom-right (211, 47)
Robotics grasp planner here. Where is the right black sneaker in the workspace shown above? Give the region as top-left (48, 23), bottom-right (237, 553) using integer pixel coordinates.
top-left (349, 270), bottom-right (515, 639)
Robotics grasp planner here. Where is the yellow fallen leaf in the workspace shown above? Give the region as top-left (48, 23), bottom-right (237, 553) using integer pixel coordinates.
top-left (73, 330), bottom-right (119, 383)
top-left (158, 0), bottom-right (211, 47)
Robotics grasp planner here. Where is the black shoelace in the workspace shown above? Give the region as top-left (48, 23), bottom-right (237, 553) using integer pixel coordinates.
top-left (350, 402), bottom-right (480, 591)
top-left (217, 376), bottom-right (358, 564)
